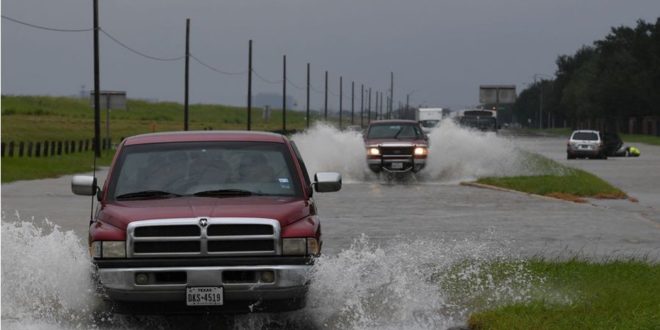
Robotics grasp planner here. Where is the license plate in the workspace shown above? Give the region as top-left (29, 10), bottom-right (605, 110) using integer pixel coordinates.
top-left (186, 287), bottom-right (223, 306)
top-left (391, 162), bottom-right (403, 169)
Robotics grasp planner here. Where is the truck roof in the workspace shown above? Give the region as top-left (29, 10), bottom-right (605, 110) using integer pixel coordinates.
top-left (367, 119), bottom-right (419, 125)
top-left (122, 130), bottom-right (287, 146)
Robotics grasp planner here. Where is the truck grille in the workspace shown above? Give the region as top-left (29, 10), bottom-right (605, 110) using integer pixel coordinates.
top-left (380, 146), bottom-right (414, 156)
top-left (127, 218), bottom-right (281, 258)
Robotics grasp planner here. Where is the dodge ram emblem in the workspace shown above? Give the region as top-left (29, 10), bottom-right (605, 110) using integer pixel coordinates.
top-left (199, 218), bottom-right (208, 227)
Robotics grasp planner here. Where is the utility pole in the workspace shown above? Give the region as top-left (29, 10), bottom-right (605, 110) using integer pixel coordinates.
top-left (93, 0), bottom-right (100, 157)
top-left (360, 84), bottom-right (364, 127)
top-left (339, 76), bottom-right (343, 130)
top-left (351, 81), bottom-right (355, 125)
top-left (375, 91), bottom-right (378, 120)
top-left (324, 71), bottom-right (328, 121)
top-left (184, 18), bottom-right (190, 131)
top-left (247, 40), bottom-right (252, 130)
top-left (306, 63), bottom-right (310, 129)
top-left (380, 93), bottom-right (385, 119)
top-left (282, 55), bottom-right (286, 132)
top-left (375, 91), bottom-right (379, 120)
top-left (389, 72), bottom-right (394, 119)
top-left (368, 88), bottom-right (372, 123)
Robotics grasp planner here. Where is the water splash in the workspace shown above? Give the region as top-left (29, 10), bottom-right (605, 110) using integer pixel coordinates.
top-left (234, 233), bottom-right (546, 329)
top-left (292, 121), bottom-right (562, 184)
top-left (1, 213), bottom-right (101, 329)
top-left (1, 213), bottom-right (550, 329)
top-left (291, 123), bottom-right (373, 183)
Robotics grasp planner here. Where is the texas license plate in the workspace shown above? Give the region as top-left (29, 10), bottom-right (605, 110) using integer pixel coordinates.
top-left (186, 287), bottom-right (223, 306)
top-left (391, 162), bottom-right (403, 169)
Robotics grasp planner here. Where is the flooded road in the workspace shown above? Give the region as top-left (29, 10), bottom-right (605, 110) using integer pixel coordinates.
top-left (3, 123), bottom-right (659, 329)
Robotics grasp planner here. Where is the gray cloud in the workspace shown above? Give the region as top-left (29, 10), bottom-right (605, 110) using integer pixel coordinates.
top-left (2, 0), bottom-right (659, 110)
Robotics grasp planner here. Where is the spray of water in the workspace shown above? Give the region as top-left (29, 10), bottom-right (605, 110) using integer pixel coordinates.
top-left (292, 121), bottom-right (561, 184)
top-left (1, 213), bottom-right (101, 329)
top-left (234, 232), bottom-right (549, 330)
top-left (2, 212), bottom-right (555, 329)
top-left (291, 123), bottom-right (373, 183)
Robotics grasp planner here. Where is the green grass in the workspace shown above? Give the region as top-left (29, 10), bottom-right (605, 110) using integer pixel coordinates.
top-left (621, 133), bottom-right (660, 146)
top-left (1, 95), bottom-right (317, 142)
top-left (1, 95), bottom-right (341, 183)
top-left (467, 259), bottom-right (660, 329)
top-left (477, 154), bottom-right (626, 200)
top-left (1, 151), bottom-right (114, 183)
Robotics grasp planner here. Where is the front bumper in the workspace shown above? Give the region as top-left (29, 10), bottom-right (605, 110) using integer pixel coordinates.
top-left (567, 146), bottom-right (603, 157)
top-left (95, 257), bottom-right (312, 310)
top-left (367, 158), bottom-right (426, 173)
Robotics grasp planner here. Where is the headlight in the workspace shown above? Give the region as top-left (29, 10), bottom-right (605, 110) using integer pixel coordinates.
top-left (282, 238), bottom-right (307, 256)
top-left (414, 147), bottom-right (428, 156)
top-left (367, 147), bottom-right (380, 156)
top-left (90, 241), bottom-right (126, 259)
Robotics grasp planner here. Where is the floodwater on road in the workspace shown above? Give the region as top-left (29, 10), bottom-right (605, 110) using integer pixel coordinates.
top-left (2, 122), bottom-right (659, 329)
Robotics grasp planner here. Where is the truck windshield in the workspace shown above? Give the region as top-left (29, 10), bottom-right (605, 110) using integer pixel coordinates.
top-left (367, 124), bottom-right (423, 140)
top-left (107, 141), bottom-right (301, 200)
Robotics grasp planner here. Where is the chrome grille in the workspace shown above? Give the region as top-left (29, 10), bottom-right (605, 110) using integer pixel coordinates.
top-left (127, 218), bottom-right (281, 258)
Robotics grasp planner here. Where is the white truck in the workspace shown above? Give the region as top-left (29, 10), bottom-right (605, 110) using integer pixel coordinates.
top-left (415, 108), bottom-right (446, 133)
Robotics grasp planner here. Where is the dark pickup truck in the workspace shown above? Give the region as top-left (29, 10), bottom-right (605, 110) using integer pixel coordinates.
top-left (364, 120), bottom-right (429, 174)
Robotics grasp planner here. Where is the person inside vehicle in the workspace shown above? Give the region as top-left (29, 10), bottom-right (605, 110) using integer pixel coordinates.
top-left (238, 153), bottom-right (275, 183)
top-left (143, 152), bottom-right (189, 191)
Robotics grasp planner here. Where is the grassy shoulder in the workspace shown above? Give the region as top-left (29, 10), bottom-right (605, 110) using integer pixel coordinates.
top-left (1, 152), bottom-right (114, 183)
top-left (475, 154), bottom-right (626, 201)
top-left (1, 95), bottom-right (346, 183)
top-left (467, 259), bottom-right (660, 329)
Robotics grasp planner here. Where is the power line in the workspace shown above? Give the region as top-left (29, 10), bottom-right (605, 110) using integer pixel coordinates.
top-left (100, 28), bottom-right (185, 61)
top-left (285, 77), bottom-right (304, 90)
top-left (2, 15), bottom-right (92, 32)
top-left (252, 69), bottom-right (282, 84)
top-left (189, 54), bottom-right (246, 76)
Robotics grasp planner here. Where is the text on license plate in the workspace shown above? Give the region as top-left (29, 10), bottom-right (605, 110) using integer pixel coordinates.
top-left (391, 162), bottom-right (404, 169)
top-left (186, 287), bottom-right (223, 306)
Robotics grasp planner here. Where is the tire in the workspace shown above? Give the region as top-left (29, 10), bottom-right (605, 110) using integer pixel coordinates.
top-left (567, 153), bottom-right (575, 160)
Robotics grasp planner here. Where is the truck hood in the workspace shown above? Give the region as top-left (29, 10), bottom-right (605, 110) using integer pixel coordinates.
top-left (365, 138), bottom-right (427, 146)
top-left (99, 196), bottom-right (310, 230)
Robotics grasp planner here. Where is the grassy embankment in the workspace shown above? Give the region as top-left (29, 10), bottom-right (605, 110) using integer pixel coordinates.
top-left (464, 259), bottom-right (659, 329)
top-left (475, 153), bottom-right (626, 202)
top-left (1, 95), bottom-right (319, 182)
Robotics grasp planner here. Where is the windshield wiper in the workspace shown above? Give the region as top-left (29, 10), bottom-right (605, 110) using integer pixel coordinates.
top-left (116, 190), bottom-right (182, 200)
top-left (191, 189), bottom-right (259, 197)
top-left (393, 127), bottom-right (404, 139)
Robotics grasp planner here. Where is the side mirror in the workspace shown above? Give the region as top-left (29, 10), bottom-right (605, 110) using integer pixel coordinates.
top-left (71, 175), bottom-right (98, 196)
top-left (314, 172), bottom-right (342, 193)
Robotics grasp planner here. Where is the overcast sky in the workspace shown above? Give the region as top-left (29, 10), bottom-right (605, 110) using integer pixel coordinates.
top-left (2, 0), bottom-right (659, 110)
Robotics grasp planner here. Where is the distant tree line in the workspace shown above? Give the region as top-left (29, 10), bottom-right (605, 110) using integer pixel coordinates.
top-left (513, 18), bottom-right (660, 134)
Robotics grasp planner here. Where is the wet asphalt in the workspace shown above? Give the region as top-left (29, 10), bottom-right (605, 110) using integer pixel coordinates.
top-left (2, 135), bottom-right (659, 261)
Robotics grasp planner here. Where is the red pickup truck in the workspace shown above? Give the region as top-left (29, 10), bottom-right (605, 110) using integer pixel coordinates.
top-left (364, 120), bottom-right (429, 174)
top-left (72, 131), bottom-right (341, 313)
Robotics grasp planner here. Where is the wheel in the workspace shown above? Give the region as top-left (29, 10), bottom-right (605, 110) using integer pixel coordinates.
top-left (567, 153), bottom-right (575, 160)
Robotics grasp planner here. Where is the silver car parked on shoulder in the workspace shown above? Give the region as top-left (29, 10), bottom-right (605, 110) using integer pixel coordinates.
top-left (567, 130), bottom-right (607, 159)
